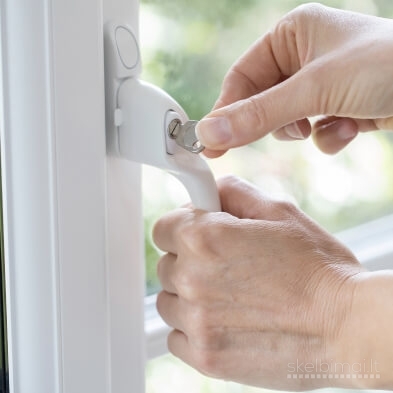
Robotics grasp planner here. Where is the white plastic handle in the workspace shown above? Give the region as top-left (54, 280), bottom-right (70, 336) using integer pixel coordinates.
top-left (177, 171), bottom-right (221, 212)
top-left (115, 78), bottom-right (221, 212)
top-left (164, 110), bottom-right (221, 212)
top-left (104, 21), bottom-right (220, 212)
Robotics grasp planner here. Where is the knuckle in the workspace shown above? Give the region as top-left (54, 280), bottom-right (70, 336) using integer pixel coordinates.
top-left (187, 307), bottom-right (223, 350)
top-left (198, 328), bottom-right (220, 350)
top-left (187, 306), bottom-right (211, 334)
top-left (179, 219), bottom-right (222, 258)
top-left (166, 330), bottom-right (178, 356)
top-left (196, 221), bottom-right (233, 259)
top-left (174, 269), bottom-right (204, 301)
top-left (221, 68), bottom-right (239, 93)
top-left (218, 173), bottom-right (238, 186)
top-left (245, 94), bottom-right (268, 131)
top-left (193, 349), bottom-right (223, 379)
top-left (274, 200), bottom-right (299, 219)
top-left (279, 200), bottom-right (297, 214)
top-left (152, 218), bottom-right (166, 249)
top-left (155, 291), bottom-right (167, 316)
top-left (217, 174), bottom-right (241, 192)
top-left (179, 221), bottom-right (205, 253)
top-left (291, 2), bottom-right (326, 20)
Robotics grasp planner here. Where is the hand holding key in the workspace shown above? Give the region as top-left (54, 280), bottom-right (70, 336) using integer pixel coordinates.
top-left (196, 3), bottom-right (393, 157)
top-left (154, 4), bottom-right (393, 391)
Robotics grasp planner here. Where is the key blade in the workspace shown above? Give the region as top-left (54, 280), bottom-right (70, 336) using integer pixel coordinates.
top-left (170, 120), bottom-right (205, 154)
top-left (181, 121), bottom-right (205, 153)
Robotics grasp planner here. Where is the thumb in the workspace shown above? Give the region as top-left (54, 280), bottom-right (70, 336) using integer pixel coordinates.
top-left (196, 71), bottom-right (317, 151)
top-left (217, 175), bottom-right (280, 221)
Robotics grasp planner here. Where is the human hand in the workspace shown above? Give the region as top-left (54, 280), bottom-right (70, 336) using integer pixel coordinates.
top-left (196, 4), bottom-right (393, 157)
top-left (152, 176), bottom-right (384, 390)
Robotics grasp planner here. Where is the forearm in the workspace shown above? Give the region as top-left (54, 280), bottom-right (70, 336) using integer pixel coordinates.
top-left (339, 270), bottom-right (393, 390)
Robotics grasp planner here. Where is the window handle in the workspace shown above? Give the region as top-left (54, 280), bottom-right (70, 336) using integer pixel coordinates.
top-left (104, 22), bottom-right (221, 212)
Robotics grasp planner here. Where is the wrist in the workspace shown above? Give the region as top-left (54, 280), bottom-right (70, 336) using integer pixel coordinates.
top-left (337, 270), bottom-right (393, 390)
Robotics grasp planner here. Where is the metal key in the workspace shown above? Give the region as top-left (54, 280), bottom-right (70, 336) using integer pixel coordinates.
top-left (168, 119), bottom-right (205, 154)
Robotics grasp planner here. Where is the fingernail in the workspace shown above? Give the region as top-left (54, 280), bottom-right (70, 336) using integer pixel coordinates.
top-left (336, 122), bottom-right (358, 140)
top-left (283, 122), bottom-right (305, 140)
top-left (195, 117), bottom-right (232, 147)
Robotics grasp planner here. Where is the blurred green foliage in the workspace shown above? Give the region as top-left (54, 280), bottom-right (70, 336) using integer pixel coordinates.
top-left (142, 0), bottom-right (258, 27)
top-left (141, 0), bottom-right (393, 295)
top-left (148, 51), bottom-right (223, 120)
top-left (374, 0), bottom-right (393, 16)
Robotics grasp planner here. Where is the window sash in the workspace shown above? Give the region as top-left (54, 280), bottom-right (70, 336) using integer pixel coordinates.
top-left (2, 0), bottom-right (393, 390)
top-left (0, 0), bottom-right (145, 392)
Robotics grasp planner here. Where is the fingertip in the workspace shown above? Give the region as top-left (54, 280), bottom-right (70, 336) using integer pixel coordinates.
top-left (167, 329), bottom-right (188, 358)
top-left (201, 148), bottom-right (227, 159)
top-left (272, 119), bottom-right (311, 141)
top-left (195, 117), bottom-right (233, 150)
top-left (313, 118), bottom-right (358, 154)
top-left (285, 119), bottom-right (311, 139)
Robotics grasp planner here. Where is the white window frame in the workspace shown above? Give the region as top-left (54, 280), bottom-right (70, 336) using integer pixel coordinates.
top-left (1, 0), bottom-right (393, 392)
top-left (1, 0), bottom-right (145, 392)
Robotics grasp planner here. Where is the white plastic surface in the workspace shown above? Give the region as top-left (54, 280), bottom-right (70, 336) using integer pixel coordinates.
top-left (116, 78), bottom-right (221, 212)
top-left (105, 20), bottom-right (220, 212)
top-left (103, 8), bottom-right (146, 393)
top-left (104, 21), bottom-right (142, 155)
top-left (105, 22), bottom-right (141, 80)
top-left (1, 1), bottom-right (146, 392)
top-left (115, 26), bottom-right (140, 69)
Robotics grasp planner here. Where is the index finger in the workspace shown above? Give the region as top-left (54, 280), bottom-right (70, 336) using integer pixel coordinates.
top-left (196, 15), bottom-right (304, 158)
top-left (202, 34), bottom-right (284, 159)
top-left (215, 5), bottom-right (304, 110)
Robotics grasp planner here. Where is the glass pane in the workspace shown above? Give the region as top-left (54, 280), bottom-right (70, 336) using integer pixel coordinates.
top-left (142, 0), bottom-right (393, 389)
top-left (147, 354), bottom-right (391, 393)
top-left (147, 354), bottom-right (278, 393)
top-left (142, 0), bottom-right (393, 293)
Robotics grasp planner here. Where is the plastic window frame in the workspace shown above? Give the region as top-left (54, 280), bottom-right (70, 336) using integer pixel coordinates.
top-left (1, 1), bottom-right (393, 392)
top-left (1, 0), bottom-right (145, 391)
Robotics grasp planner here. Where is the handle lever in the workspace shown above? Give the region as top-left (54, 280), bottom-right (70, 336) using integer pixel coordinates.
top-left (104, 22), bottom-right (221, 212)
